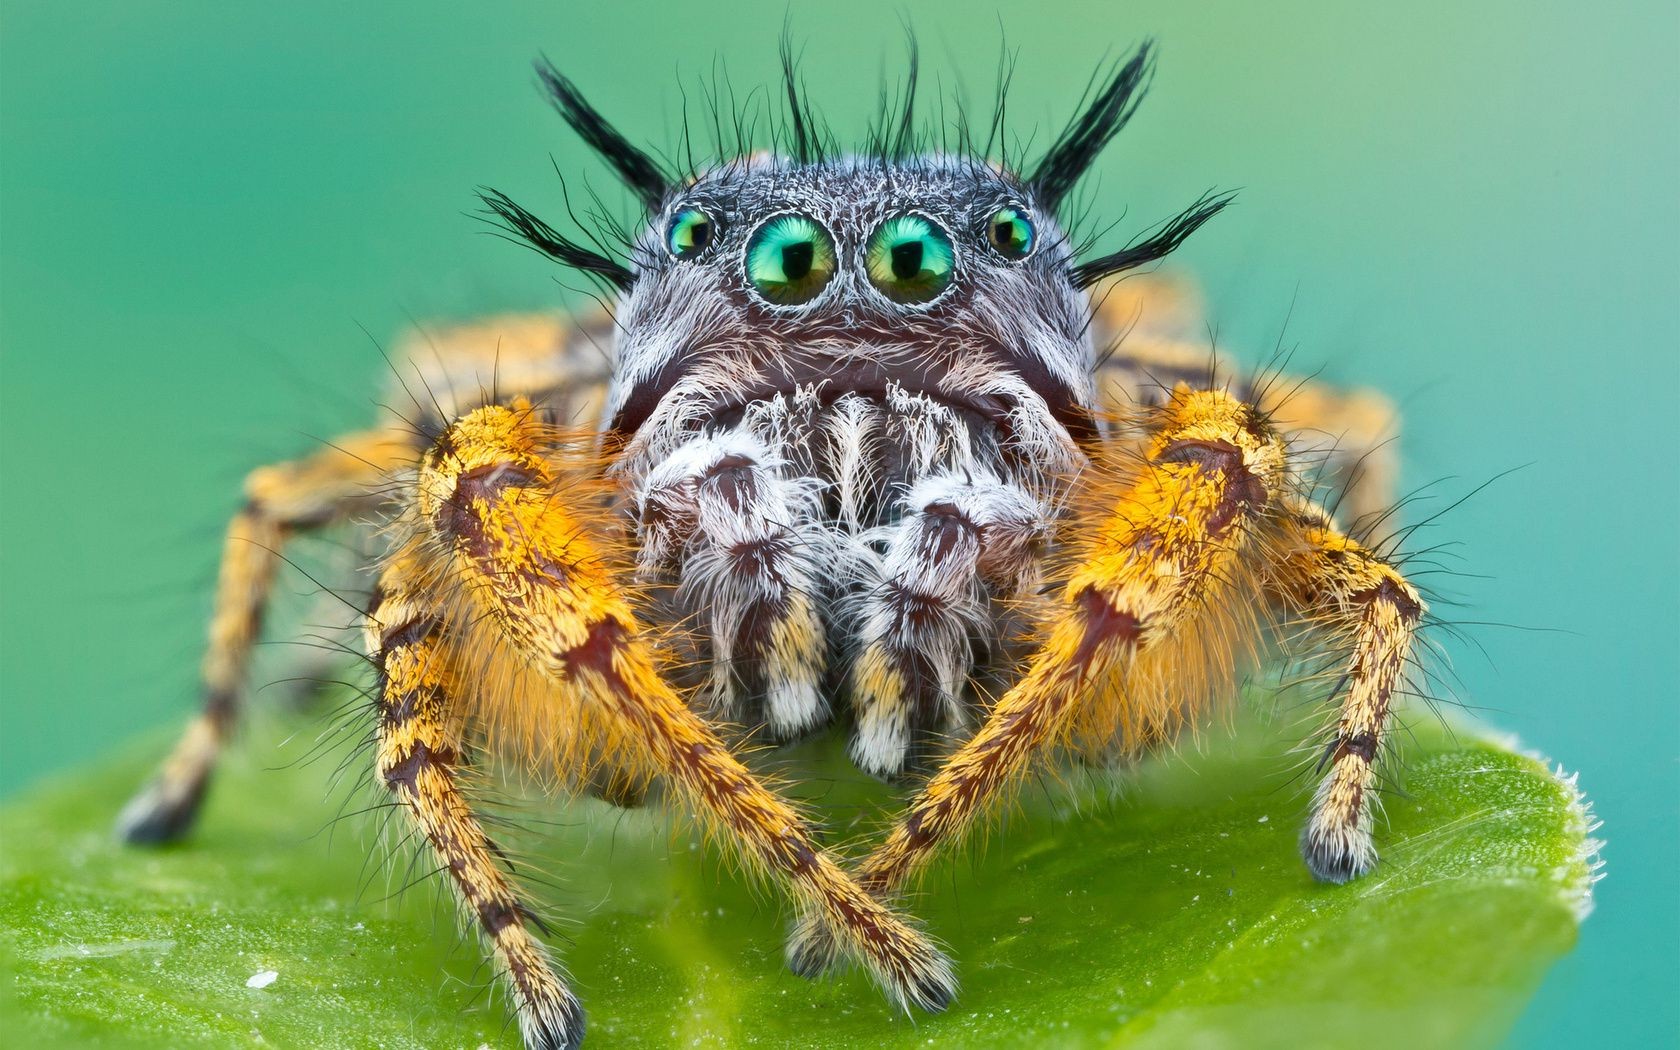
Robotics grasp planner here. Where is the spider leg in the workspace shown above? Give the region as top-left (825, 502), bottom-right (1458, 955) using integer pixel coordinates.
top-left (846, 472), bottom-right (1046, 778)
top-left (117, 428), bottom-right (416, 844)
top-left (418, 400), bottom-right (956, 1013)
top-left (366, 549), bottom-right (582, 1050)
top-left (789, 385), bottom-right (1290, 974)
top-left (636, 431), bottom-right (830, 738)
top-left (1275, 501), bottom-right (1425, 882)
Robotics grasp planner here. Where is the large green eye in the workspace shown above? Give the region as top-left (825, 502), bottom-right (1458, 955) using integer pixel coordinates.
top-left (666, 207), bottom-right (714, 259)
top-left (866, 215), bottom-right (955, 304)
top-left (745, 214), bottom-right (837, 305)
top-left (986, 206), bottom-right (1035, 260)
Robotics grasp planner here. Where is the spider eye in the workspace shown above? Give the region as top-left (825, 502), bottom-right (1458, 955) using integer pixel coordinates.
top-left (666, 207), bottom-right (715, 259)
top-left (986, 207), bottom-right (1035, 260)
top-left (865, 215), bottom-right (955, 305)
top-left (745, 214), bottom-right (836, 306)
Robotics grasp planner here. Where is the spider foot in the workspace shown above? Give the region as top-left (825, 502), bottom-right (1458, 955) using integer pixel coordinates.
top-left (115, 716), bottom-right (218, 845)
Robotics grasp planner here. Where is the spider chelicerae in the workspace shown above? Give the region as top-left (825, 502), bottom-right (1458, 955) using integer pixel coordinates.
top-left (118, 42), bottom-right (1424, 1050)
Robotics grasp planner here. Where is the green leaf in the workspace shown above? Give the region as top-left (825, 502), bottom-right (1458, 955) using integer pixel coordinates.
top-left (1, 712), bottom-right (1598, 1049)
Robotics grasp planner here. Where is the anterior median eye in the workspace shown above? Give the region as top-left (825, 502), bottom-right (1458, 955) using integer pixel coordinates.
top-left (866, 215), bottom-right (955, 304)
top-left (745, 214), bottom-right (837, 305)
top-left (666, 207), bottom-right (714, 259)
top-left (986, 206), bottom-right (1035, 260)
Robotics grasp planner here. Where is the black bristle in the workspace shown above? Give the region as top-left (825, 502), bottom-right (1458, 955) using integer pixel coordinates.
top-left (890, 37), bottom-right (920, 160)
top-left (477, 187), bottom-right (635, 292)
top-left (534, 59), bottom-right (669, 211)
top-left (1029, 42), bottom-right (1155, 211)
top-left (865, 33), bottom-right (921, 162)
top-left (1070, 189), bottom-right (1236, 288)
top-left (779, 32), bottom-right (816, 164)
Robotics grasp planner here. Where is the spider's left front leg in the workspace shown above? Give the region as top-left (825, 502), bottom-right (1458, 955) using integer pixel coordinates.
top-left (790, 386), bottom-right (1291, 973)
top-left (791, 388), bottom-right (1430, 972)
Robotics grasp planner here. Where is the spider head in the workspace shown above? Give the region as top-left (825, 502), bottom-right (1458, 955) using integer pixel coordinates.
top-left (482, 42), bottom-right (1230, 475)
top-left (605, 156), bottom-right (1096, 447)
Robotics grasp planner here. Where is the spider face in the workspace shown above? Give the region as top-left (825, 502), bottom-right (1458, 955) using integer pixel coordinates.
top-left (589, 156), bottom-right (1116, 767)
top-left (608, 157), bottom-right (1093, 472)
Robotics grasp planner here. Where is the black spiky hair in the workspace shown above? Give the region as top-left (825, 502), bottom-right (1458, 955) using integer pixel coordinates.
top-left (1033, 43), bottom-right (1235, 287)
top-left (1028, 43), bottom-right (1154, 210)
top-left (480, 39), bottom-right (1230, 293)
top-left (1070, 188), bottom-right (1236, 289)
top-left (535, 60), bottom-right (671, 211)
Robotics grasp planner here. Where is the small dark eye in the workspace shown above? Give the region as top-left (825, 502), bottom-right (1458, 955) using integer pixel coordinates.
top-left (865, 215), bottom-right (955, 305)
top-left (666, 207), bottom-right (715, 259)
top-left (745, 214), bottom-right (837, 306)
top-left (986, 206), bottom-right (1035, 260)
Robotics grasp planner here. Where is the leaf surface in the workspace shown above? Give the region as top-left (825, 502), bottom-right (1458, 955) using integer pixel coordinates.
top-left (0, 714), bottom-right (1598, 1048)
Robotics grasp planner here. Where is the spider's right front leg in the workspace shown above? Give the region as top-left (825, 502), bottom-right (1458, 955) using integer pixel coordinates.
top-left (414, 402), bottom-right (955, 1019)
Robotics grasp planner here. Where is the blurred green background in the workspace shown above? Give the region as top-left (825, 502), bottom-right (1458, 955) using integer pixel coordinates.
top-left (2, 1), bottom-right (1674, 1046)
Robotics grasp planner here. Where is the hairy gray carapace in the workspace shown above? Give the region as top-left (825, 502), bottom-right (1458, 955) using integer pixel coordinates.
top-left (119, 40), bottom-right (1427, 1050)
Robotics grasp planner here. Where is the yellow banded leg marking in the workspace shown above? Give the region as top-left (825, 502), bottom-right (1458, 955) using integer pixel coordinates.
top-left (118, 428), bottom-right (416, 844)
top-left (366, 561), bottom-right (582, 1050)
top-left (418, 401), bottom-right (956, 1013)
top-left (791, 387), bottom-right (1289, 972)
top-left (1281, 503), bottom-right (1425, 883)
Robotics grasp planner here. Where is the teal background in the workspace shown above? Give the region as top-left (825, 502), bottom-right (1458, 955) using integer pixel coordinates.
top-left (2, 2), bottom-right (1674, 1046)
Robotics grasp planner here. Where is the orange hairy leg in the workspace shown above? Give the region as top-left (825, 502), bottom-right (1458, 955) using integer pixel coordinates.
top-left (365, 551), bottom-right (583, 1050)
top-left (788, 387), bottom-right (1291, 972)
top-left (413, 400), bottom-right (956, 1013)
top-left (118, 428), bottom-right (417, 843)
top-left (1276, 501), bottom-right (1425, 882)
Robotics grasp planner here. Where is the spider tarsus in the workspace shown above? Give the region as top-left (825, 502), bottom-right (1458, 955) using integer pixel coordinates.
top-left (114, 772), bottom-right (210, 846)
top-left (1299, 824), bottom-right (1376, 885)
top-left (786, 913), bottom-right (958, 1013)
top-left (783, 912), bottom-right (841, 978)
top-left (520, 992), bottom-right (586, 1050)
top-left (902, 953), bottom-right (959, 1014)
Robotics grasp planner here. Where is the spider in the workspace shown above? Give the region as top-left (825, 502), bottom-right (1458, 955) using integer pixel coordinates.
top-left (117, 42), bottom-right (1422, 1050)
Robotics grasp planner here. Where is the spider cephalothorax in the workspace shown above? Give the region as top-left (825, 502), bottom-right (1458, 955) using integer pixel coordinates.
top-left (120, 41), bottom-right (1422, 1050)
top-left (482, 47), bottom-right (1232, 777)
top-left (610, 155), bottom-right (1110, 774)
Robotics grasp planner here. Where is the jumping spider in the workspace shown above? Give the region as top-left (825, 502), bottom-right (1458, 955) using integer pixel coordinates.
top-left (119, 42), bottom-right (1422, 1049)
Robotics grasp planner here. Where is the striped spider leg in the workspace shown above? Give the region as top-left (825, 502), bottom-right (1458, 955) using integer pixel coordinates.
top-left (366, 399), bottom-right (954, 1048)
top-left (788, 384), bottom-right (1424, 972)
